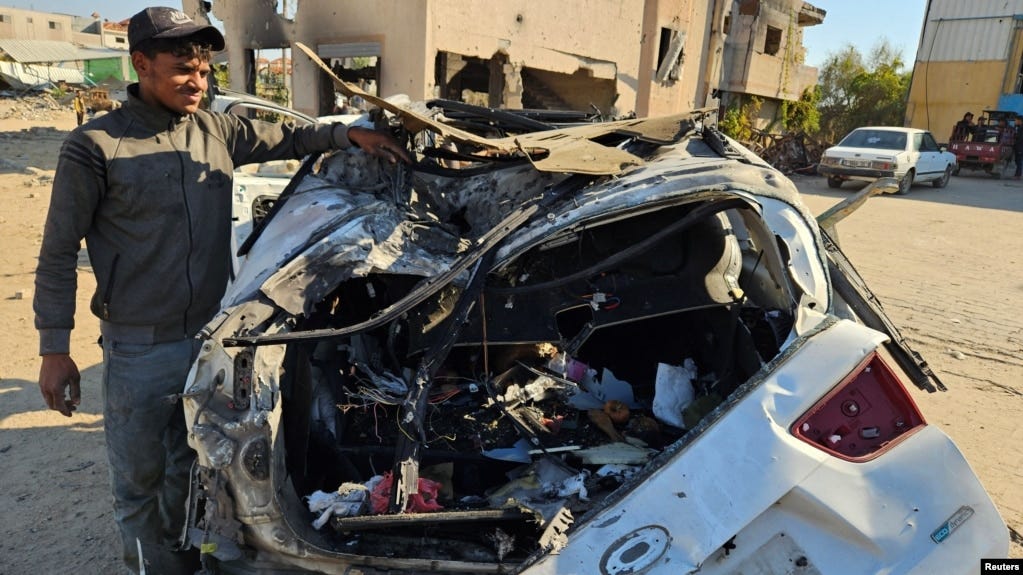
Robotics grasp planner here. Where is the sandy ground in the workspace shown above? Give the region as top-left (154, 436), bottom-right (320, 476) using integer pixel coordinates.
top-left (0, 105), bottom-right (1020, 574)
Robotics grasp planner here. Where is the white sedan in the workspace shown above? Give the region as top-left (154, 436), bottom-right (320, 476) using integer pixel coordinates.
top-left (818, 127), bottom-right (958, 194)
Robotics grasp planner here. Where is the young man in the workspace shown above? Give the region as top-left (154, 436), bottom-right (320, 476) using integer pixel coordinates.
top-left (34, 7), bottom-right (408, 574)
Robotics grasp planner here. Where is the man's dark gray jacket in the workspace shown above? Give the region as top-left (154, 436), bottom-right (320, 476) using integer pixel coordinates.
top-left (35, 85), bottom-right (353, 355)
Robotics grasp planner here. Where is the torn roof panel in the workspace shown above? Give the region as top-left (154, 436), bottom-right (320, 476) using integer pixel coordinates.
top-left (295, 42), bottom-right (703, 176)
top-left (0, 61), bottom-right (84, 90)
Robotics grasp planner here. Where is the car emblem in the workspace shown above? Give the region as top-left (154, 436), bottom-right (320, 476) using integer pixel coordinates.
top-left (600, 525), bottom-right (671, 574)
top-left (931, 506), bottom-right (974, 544)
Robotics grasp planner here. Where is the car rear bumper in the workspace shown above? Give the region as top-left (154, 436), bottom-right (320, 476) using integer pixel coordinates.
top-left (818, 164), bottom-right (898, 180)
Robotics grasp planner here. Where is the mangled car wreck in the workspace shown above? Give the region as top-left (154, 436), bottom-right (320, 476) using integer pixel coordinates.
top-left (180, 66), bottom-right (1008, 575)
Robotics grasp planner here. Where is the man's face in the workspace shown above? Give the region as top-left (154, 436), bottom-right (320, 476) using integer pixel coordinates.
top-left (132, 50), bottom-right (210, 115)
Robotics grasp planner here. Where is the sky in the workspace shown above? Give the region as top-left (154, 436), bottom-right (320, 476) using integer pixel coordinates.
top-left (7, 0), bottom-right (928, 71)
top-left (802, 0), bottom-right (928, 69)
top-left (3, 1), bottom-right (156, 21)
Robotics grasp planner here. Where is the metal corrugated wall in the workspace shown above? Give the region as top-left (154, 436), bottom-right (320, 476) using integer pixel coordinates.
top-left (916, 1), bottom-right (1023, 63)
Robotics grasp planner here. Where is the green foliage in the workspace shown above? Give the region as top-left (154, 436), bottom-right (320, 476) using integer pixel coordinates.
top-left (719, 107), bottom-right (747, 140)
top-left (719, 96), bottom-right (763, 142)
top-left (349, 56), bottom-right (375, 70)
top-left (781, 86), bottom-right (820, 133)
top-left (815, 39), bottom-right (910, 143)
top-left (213, 63), bottom-right (229, 91)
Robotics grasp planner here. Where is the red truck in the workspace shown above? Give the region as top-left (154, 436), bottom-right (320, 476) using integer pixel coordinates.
top-left (948, 109), bottom-right (1015, 178)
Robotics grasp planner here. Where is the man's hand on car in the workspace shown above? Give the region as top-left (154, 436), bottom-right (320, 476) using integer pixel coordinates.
top-left (347, 126), bottom-right (411, 164)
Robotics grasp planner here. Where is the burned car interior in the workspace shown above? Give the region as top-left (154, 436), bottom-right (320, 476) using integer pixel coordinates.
top-left (185, 94), bottom-right (811, 571)
top-left (181, 50), bottom-right (954, 574)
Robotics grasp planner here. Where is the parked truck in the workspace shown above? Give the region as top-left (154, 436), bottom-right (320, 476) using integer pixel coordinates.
top-left (948, 109), bottom-right (1014, 178)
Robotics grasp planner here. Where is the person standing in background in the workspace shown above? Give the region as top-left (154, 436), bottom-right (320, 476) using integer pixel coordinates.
top-left (1013, 115), bottom-right (1023, 179)
top-left (72, 90), bottom-right (86, 126)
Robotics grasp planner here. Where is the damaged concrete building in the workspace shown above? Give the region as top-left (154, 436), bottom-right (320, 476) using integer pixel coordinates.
top-left (718, 0), bottom-right (824, 127)
top-left (183, 0), bottom-right (824, 122)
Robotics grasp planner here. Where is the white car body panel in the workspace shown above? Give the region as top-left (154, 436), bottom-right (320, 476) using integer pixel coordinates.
top-left (522, 319), bottom-right (1006, 574)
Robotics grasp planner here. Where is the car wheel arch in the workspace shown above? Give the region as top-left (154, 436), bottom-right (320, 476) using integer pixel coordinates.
top-left (933, 165), bottom-right (952, 188)
top-left (896, 169), bottom-right (915, 195)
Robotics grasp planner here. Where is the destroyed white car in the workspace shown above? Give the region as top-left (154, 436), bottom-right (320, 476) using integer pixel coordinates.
top-left (181, 84), bottom-right (1007, 574)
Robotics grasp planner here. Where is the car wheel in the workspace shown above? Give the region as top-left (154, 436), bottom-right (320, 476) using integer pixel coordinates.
top-left (827, 176), bottom-right (843, 189)
top-left (953, 165), bottom-right (961, 176)
top-left (933, 165), bottom-right (952, 188)
top-left (896, 170), bottom-right (914, 195)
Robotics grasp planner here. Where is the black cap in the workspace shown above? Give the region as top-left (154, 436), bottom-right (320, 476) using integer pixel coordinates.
top-left (128, 7), bottom-right (225, 53)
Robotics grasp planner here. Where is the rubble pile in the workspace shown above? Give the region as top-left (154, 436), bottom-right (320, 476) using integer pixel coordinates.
top-left (743, 129), bottom-right (829, 174)
top-left (0, 93), bottom-right (67, 122)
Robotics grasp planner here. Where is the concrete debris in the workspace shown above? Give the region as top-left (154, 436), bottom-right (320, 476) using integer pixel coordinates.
top-left (0, 94), bottom-right (65, 122)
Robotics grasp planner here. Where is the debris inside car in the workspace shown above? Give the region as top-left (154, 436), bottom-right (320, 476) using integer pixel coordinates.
top-left (179, 52), bottom-right (1007, 575)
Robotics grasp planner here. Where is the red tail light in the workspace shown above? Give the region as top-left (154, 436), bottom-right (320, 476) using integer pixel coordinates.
top-left (792, 352), bottom-right (925, 462)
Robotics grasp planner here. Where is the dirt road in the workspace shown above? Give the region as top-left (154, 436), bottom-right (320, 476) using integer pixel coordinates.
top-left (0, 106), bottom-right (1019, 573)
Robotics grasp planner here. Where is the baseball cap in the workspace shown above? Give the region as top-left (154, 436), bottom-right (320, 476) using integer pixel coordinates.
top-left (128, 7), bottom-right (225, 52)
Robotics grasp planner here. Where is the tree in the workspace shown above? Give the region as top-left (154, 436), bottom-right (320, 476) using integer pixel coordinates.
top-left (816, 39), bottom-right (910, 143)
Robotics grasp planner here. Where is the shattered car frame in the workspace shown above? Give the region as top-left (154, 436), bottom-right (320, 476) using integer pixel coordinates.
top-left (180, 51), bottom-right (1007, 575)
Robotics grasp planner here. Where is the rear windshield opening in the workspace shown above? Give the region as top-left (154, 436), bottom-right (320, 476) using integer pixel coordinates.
top-left (275, 200), bottom-right (796, 564)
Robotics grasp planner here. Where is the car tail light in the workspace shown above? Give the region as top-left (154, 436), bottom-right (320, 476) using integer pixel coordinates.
top-left (870, 160), bottom-right (894, 170)
top-left (791, 352), bottom-right (925, 462)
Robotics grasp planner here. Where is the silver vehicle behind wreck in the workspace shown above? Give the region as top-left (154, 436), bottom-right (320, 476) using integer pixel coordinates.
top-left (181, 74), bottom-right (1007, 574)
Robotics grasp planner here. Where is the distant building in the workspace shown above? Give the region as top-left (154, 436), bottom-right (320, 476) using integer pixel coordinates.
top-left (0, 5), bottom-right (133, 87)
top-left (907, 0), bottom-right (1023, 139)
top-left (0, 6), bottom-right (109, 46)
top-left (100, 18), bottom-right (129, 51)
top-left (719, 0), bottom-right (825, 128)
top-left (184, 0), bottom-right (824, 124)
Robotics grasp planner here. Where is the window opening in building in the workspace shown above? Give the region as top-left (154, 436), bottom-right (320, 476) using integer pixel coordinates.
top-left (321, 56), bottom-right (378, 116)
top-left (655, 27), bottom-right (685, 83)
top-left (764, 26), bottom-right (782, 56)
top-left (435, 52), bottom-right (492, 106)
top-left (657, 27), bottom-right (674, 71)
